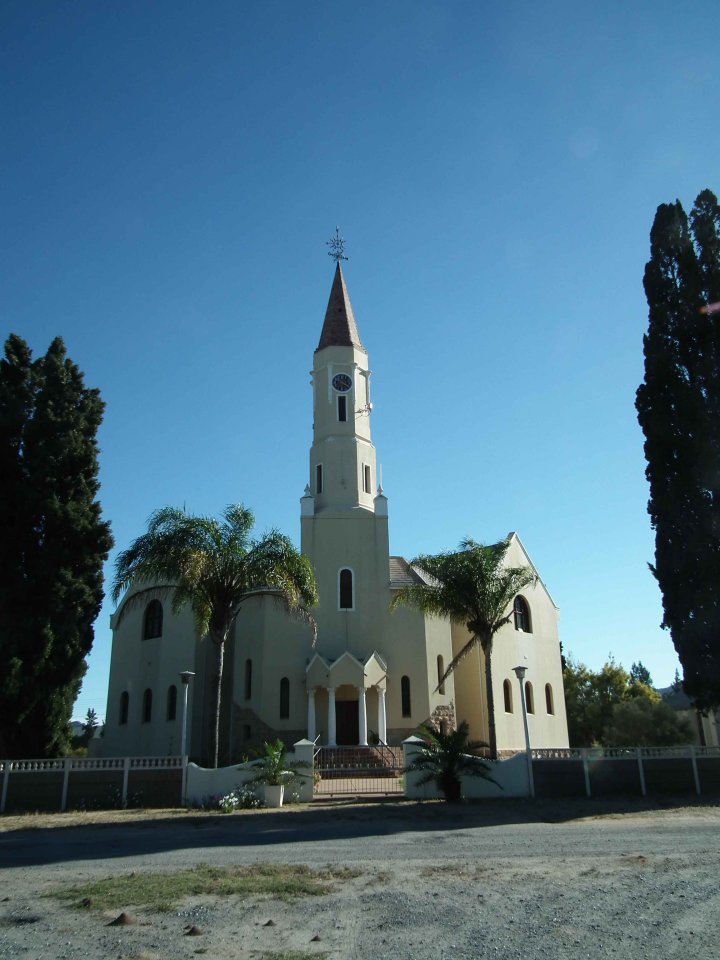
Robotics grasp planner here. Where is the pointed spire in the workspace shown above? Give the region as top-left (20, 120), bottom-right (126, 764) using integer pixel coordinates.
top-left (316, 263), bottom-right (365, 353)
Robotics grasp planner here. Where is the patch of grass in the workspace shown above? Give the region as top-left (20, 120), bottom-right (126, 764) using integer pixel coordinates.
top-left (48, 864), bottom-right (361, 912)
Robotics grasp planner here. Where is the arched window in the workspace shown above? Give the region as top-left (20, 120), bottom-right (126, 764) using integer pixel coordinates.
top-left (119, 691), bottom-right (129, 725)
top-left (401, 675), bottom-right (412, 717)
top-left (142, 688), bottom-right (153, 723)
top-left (503, 679), bottom-right (513, 713)
top-left (143, 600), bottom-right (163, 640)
top-left (244, 659), bottom-right (252, 700)
top-left (513, 596), bottom-right (531, 632)
top-left (525, 681), bottom-right (534, 714)
top-left (167, 685), bottom-right (177, 721)
top-left (339, 568), bottom-right (354, 610)
top-left (279, 677), bottom-right (290, 719)
top-left (437, 655), bottom-right (445, 695)
top-left (545, 683), bottom-right (554, 715)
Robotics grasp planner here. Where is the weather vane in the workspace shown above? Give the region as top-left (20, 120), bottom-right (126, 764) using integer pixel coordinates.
top-left (326, 226), bottom-right (348, 263)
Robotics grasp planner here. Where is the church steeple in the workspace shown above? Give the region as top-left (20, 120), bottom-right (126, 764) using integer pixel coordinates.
top-left (300, 251), bottom-right (391, 672)
top-left (304, 262), bottom-right (377, 516)
top-left (316, 263), bottom-right (365, 353)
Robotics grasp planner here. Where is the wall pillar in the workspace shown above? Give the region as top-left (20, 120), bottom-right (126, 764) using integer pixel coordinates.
top-left (327, 687), bottom-right (337, 746)
top-left (292, 739), bottom-right (316, 802)
top-left (377, 687), bottom-right (387, 744)
top-left (307, 689), bottom-right (317, 742)
top-left (358, 686), bottom-right (368, 746)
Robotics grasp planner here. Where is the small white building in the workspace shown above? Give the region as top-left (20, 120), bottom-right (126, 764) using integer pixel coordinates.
top-left (101, 263), bottom-right (569, 763)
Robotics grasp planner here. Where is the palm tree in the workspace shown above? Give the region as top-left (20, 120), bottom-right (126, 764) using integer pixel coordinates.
top-left (112, 504), bottom-right (318, 768)
top-left (391, 537), bottom-right (536, 759)
top-left (404, 721), bottom-right (497, 801)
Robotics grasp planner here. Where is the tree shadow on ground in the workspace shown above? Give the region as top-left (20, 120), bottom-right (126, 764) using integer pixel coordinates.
top-left (1, 794), bottom-right (718, 869)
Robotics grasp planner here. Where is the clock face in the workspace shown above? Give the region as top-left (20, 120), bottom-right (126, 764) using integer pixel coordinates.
top-left (332, 373), bottom-right (352, 392)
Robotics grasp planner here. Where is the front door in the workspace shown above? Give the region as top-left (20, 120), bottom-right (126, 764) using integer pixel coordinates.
top-left (335, 700), bottom-right (359, 745)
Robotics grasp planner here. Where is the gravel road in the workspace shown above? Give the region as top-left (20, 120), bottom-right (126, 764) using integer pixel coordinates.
top-left (1, 799), bottom-right (718, 960)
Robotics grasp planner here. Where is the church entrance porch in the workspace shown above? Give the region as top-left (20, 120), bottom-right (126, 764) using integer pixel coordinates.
top-left (305, 651), bottom-right (389, 746)
top-left (314, 745), bottom-right (404, 797)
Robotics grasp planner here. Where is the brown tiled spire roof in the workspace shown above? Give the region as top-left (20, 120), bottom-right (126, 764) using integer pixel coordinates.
top-left (315, 263), bottom-right (365, 353)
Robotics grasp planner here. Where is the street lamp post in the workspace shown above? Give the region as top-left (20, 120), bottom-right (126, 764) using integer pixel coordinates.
top-left (179, 671), bottom-right (195, 758)
top-left (513, 665), bottom-right (535, 799)
top-left (179, 671), bottom-right (195, 807)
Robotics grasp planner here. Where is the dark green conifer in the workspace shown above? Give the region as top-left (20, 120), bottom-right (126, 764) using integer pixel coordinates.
top-left (0, 336), bottom-right (113, 757)
top-left (636, 190), bottom-right (720, 709)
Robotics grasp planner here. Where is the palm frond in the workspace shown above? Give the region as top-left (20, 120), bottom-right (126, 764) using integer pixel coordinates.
top-left (391, 538), bottom-right (537, 704)
top-left (435, 634), bottom-right (482, 691)
top-left (404, 721), bottom-right (498, 799)
top-left (393, 539), bottom-right (536, 641)
top-left (112, 583), bottom-right (177, 626)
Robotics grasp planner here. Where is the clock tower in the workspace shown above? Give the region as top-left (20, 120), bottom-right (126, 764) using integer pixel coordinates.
top-left (306, 263), bottom-right (378, 514)
top-left (300, 262), bottom-right (390, 659)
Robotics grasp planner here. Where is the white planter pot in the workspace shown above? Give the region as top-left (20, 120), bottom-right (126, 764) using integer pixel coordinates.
top-left (263, 784), bottom-right (284, 808)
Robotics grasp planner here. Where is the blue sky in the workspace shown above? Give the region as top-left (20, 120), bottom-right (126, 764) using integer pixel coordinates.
top-left (3, 1), bottom-right (718, 721)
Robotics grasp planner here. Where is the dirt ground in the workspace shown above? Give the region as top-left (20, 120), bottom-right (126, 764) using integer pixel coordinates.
top-left (1, 797), bottom-right (719, 960)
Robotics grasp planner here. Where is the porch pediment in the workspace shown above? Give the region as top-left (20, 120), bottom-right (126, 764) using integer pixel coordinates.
top-left (305, 649), bottom-right (388, 690)
top-left (364, 651), bottom-right (387, 689)
top-left (305, 653), bottom-right (332, 688)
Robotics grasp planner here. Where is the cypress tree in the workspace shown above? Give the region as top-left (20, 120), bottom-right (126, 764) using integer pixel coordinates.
top-left (0, 336), bottom-right (113, 757)
top-left (636, 189), bottom-right (720, 709)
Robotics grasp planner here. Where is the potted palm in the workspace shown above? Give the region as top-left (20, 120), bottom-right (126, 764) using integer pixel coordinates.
top-left (248, 740), bottom-right (308, 807)
top-left (404, 721), bottom-right (498, 802)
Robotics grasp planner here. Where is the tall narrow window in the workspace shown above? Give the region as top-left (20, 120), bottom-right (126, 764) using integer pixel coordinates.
top-left (337, 395), bottom-right (347, 422)
top-left (339, 568), bottom-right (354, 609)
top-left (167, 685), bottom-right (177, 721)
top-left (513, 596), bottom-right (531, 632)
top-left (525, 681), bottom-right (534, 714)
top-left (244, 659), bottom-right (252, 700)
top-left (545, 683), bottom-right (554, 715)
top-left (279, 677), bottom-right (290, 719)
top-left (143, 599), bottom-right (163, 640)
top-left (119, 691), bottom-right (129, 725)
top-left (437, 655), bottom-right (445, 695)
top-left (503, 679), bottom-right (513, 713)
top-left (363, 464), bottom-right (371, 494)
top-left (316, 463), bottom-right (323, 494)
top-left (401, 676), bottom-right (412, 717)
top-left (142, 688), bottom-right (153, 723)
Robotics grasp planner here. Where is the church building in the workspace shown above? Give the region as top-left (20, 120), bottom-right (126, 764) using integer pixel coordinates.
top-left (101, 260), bottom-right (569, 763)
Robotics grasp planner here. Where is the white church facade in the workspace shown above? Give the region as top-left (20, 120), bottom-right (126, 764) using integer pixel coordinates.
top-left (101, 263), bottom-right (569, 763)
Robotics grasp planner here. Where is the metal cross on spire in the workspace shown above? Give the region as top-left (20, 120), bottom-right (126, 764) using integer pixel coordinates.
top-left (326, 226), bottom-right (348, 263)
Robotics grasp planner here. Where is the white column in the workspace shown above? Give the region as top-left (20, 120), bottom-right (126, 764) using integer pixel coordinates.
top-left (377, 687), bottom-right (387, 744)
top-left (358, 686), bottom-right (368, 746)
top-left (327, 687), bottom-right (337, 746)
top-left (307, 689), bottom-right (317, 742)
